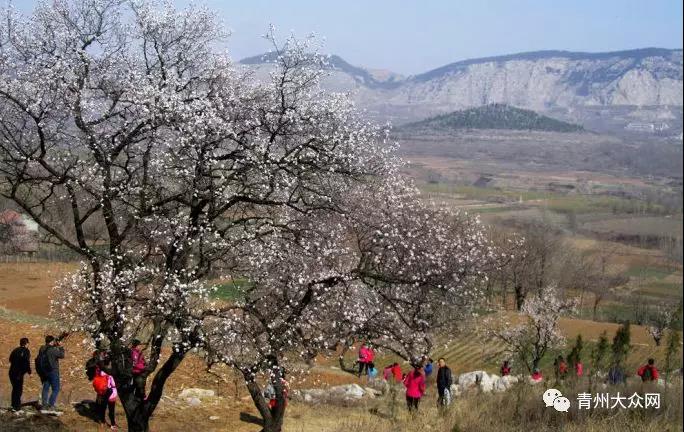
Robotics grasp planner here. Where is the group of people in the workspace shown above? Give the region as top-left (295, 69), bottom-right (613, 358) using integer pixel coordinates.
top-left (8, 335), bottom-right (64, 413)
top-left (363, 344), bottom-right (664, 414)
top-left (7, 336), bottom-right (148, 431)
top-left (375, 354), bottom-right (452, 413)
top-left (505, 356), bottom-right (661, 386)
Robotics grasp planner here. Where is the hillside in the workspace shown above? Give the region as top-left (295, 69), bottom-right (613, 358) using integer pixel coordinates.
top-left (400, 104), bottom-right (584, 132)
top-left (241, 48), bottom-right (683, 122)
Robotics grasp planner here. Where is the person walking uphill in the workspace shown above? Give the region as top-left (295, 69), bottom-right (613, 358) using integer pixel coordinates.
top-left (436, 358), bottom-right (453, 407)
top-left (36, 335), bottom-right (65, 412)
top-left (9, 337), bottom-right (32, 412)
top-left (403, 364), bottom-right (426, 412)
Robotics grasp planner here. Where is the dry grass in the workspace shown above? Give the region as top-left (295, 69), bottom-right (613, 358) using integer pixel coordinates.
top-left (313, 379), bottom-right (683, 432)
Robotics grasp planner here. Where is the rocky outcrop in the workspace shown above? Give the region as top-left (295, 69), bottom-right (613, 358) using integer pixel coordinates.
top-left (242, 48), bottom-right (683, 122)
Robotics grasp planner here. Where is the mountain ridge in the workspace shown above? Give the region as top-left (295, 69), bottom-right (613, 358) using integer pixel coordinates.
top-left (240, 47), bottom-right (684, 117)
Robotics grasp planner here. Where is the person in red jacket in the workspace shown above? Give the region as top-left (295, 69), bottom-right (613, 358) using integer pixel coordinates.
top-left (500, 360), bottom-right (511, 377)
top-left (637, 358), bottom-right (660, 382)
top-left (574, 359), bottom-right (584, 378)
top-left (391, 363), bottom-right (403, 383)
top-left (403, 364), bottom-right (426, 412)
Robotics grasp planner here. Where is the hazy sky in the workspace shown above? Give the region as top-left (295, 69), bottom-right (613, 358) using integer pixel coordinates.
top-left (13, 0), bottom-right (684, 75)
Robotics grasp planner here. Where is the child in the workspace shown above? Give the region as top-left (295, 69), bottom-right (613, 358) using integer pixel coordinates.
top-left (92, 362), bottom-right (118, 430)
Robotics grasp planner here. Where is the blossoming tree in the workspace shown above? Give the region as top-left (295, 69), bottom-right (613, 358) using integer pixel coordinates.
top-left (490, 285), bottom-right (577, 373)
top-left (0, 2), bottom-right (496, 431)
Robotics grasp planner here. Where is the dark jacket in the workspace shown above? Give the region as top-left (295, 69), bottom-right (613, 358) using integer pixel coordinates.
top-left (38, 345), bottom-right (65, 374)
top-left (436, 366), bottom-right (453, 390)
top-left (9, 346), bottom-right (31, 378)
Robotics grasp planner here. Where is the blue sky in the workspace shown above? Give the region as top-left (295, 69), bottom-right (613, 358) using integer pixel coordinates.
top-left (13, 0), bottom-right (684, 75)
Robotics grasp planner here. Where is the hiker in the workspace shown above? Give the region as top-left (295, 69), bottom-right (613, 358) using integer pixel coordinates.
top-left (383, 364), bottom-right (394, 381)
top-left (93, 360), bottom-right (118, 431)
top-left (574, 358), bottom-right (584, 378)
top-left (367, 362), bottom-right (378, 382)
top-left (8, 337), bottom-right (32, 412)
top-left (424, 357), bottom-right (434, 379)
top-left (403, 364), bottom-right (426, 412)
top-left (436, 358), bottom-right (453, 407)
top-left (266, 368), bottom-right (289, 418)
top-left (36, 335), bottom-right (65, 411)
top-left (607, 363), bottom-right (626, 385)
top-left (500, 360), bottom-right (511, 377)
top-left (391, 363), bottom-right (402, 382)
top-left (357, 343), bottom-right (373, 377)
top-left (554, 355), bottom-right (568, 382)
top-left (130, 339), bottom-right (147, 398)
top-left (530, 368), bottom-right (543, 384)
top-left (637, 358), bottom-right (659, 382)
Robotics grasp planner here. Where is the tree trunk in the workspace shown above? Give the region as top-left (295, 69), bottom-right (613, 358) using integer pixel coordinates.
top-left (244, 376), bottom-right (285, 432)
top-left (337, 341), bottom-right (358, 374)
top-left (112, 346), bottom-right (186, 432)
top-left (514, 283), bottom-right (525, 311)
top-left (119, 395), bottom-right (151, 432)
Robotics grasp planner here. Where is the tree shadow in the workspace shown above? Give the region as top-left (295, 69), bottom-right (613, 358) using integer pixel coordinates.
top-left (73, 399), bottom-right (101, 423)
top-left (239, 412), bottom-right (264, 426)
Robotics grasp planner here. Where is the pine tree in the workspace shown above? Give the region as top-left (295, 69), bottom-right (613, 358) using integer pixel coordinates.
top-left (611, 322), bottom-right (632, 366)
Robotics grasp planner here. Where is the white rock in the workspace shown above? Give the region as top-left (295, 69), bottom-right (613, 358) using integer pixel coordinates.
top-left (328, 384), bottom-right (365, 399)
top-left (209, 416), bottom-right (220, 421)
top-left (364, 387), bottom-right (382, 397)
top-left (449, 383), bottom-right (461, 398)
top-left (493, 375), bottom-right (519, 392)
top-left (179, 388), bottom-right (215, 399)
top-left (186, 397), bottom-right (201, 406)
top-left (479, 373), bottom-right (494, 393)
top-left (457, 371), bottom-right (487, 389)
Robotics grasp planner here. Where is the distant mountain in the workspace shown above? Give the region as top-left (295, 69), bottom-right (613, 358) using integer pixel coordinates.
top-left (400, 104), bottom-right (584, 133)
top-left (240, 52), bottom-right (403, 89)
top-left (241, 48), bottom-right (683, 122)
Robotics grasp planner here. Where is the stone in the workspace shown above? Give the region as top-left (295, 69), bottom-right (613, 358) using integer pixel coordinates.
top-left (179, 388), bottom-right (215, 399)
top-left (364, 387), bottom-right (382, 397)
top-left (479, 372), bottom-right (495, 393)
top-left (209, 416), bottom-right (220, 421)
top-left (328, 383), bottom-right (365, 400)
top-left (186, 397), bottom-right (202, 406)
top-left (493, 375), bottom-right (518, 392)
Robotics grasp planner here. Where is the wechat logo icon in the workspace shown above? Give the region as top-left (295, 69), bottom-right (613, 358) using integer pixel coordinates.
top-left (543, 388), bottom-right (571, 412)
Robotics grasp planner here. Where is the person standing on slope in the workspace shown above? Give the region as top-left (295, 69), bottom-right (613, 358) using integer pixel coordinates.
top-left (9, 337), bottom-right (32, 412)
top-left (436, 358), bottom-right (453, 407)
top-left (403, 363), bottom-right (426, 412)
top-left (36, 335), bottom-right (65, 412)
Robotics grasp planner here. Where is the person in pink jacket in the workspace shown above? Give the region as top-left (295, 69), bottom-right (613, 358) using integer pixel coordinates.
top-left (93, 362), bottom-right (118, 431)
top-left (358, 343), bottom-right (373, 377)
top-left (403, 364), bottom-right (426, 412)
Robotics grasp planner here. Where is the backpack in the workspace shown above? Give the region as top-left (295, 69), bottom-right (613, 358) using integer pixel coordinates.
top-left (35, 347), bottom-right (52, 377)
top-left (93, 373), bottom-right (109, 396)
top-left (131, 349), bottom-right (146, 374)
top-left (641, 365), bottom-right (653, 381)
